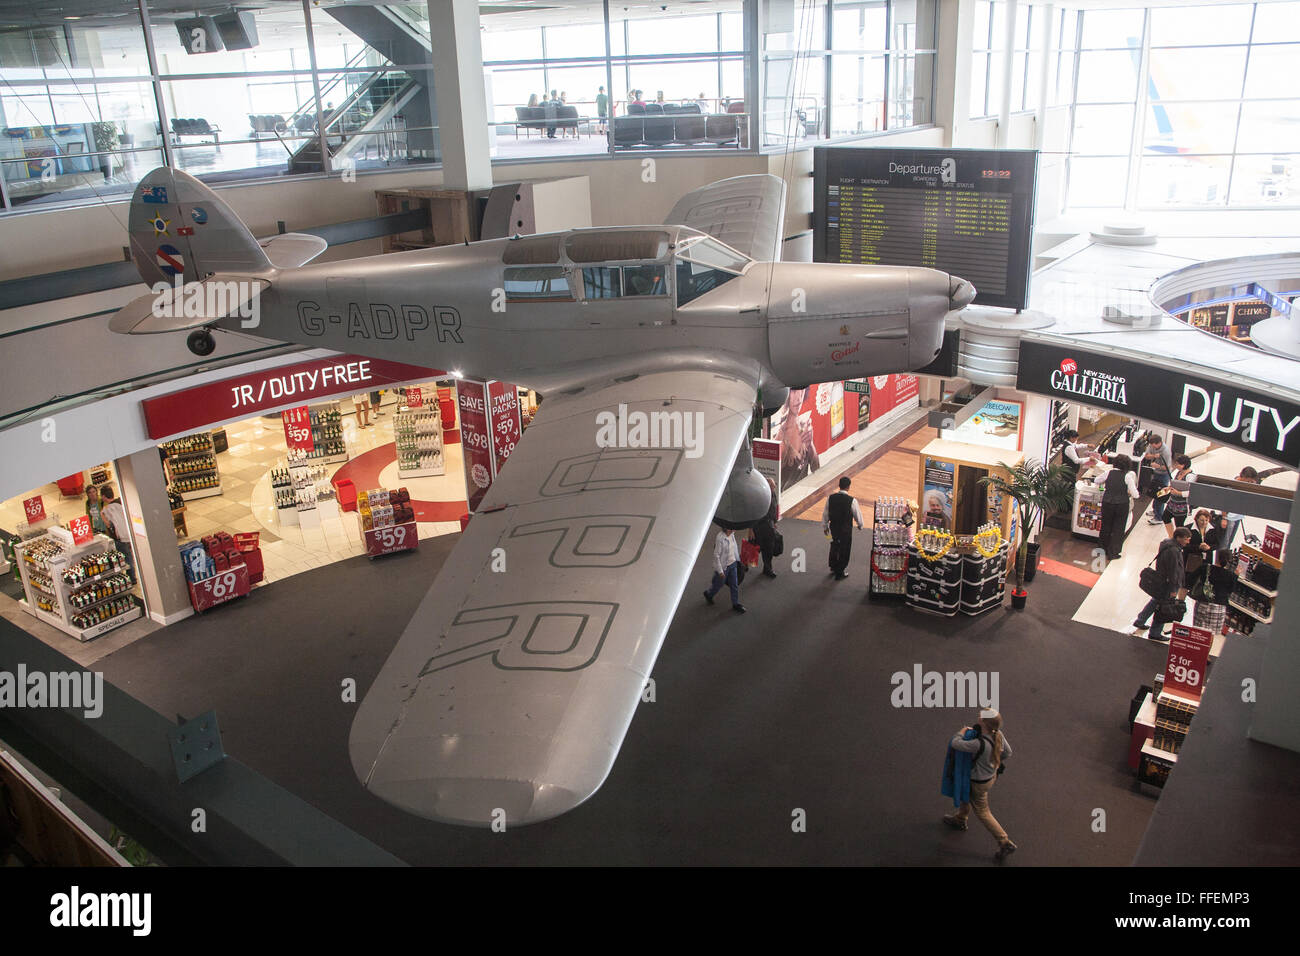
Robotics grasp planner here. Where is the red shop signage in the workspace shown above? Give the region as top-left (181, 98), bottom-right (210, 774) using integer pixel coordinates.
top-left (487, 381), bottom-right (522, 476)
top-left (141, 355), bottom-right (442, 439)
top-left (1165, 624), bottom-right (1213, 701)
top-left (22, 495), bottom-right (45, 523)
top-left (458, 380), bottom-right (494, 512)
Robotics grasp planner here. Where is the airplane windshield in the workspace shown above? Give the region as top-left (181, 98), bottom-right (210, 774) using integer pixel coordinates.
top-left (676, 259), bottom-right (738, 306)
top-left (676, 236), bottom-right (750, 274)
top-left (504, 265), bottom-right (572, 301)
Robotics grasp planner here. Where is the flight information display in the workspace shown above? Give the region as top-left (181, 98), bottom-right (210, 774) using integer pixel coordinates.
top-left (813, 147), bottom-right (1039, 311)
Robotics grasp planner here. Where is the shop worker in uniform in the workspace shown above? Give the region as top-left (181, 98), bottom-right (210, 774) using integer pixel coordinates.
top-left (944, 709), bottom-right (1017, 862)
top-left (1059, 428), bottom-right (1097, 478)
top-left (1093, 453), bottom-right (1140, 561)
top-left (822, 476), bottom-right (864, 580)
top-left (703, 525), bottom-right (746, 614)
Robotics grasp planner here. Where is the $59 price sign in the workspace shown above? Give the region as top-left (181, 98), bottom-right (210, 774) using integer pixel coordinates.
top-left (281, 405), bottom-right (314, 452)
top-left (1165, 624), bottom-right (1213, 700)
top-left (364, 521), bottom-right (417, 557)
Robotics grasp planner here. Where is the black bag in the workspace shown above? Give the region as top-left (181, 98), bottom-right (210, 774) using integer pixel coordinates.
top-left (1159, 598), bottom-right (1187, 620)
top-left (1139, 558), bottom-right (1163, 598)
top-left (772, 531), bottom-right (784, 557)
top-left (1166, 492), bottom-right (1189, 517)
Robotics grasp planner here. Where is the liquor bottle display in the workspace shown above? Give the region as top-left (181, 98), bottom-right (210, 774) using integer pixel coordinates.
top-left (13, 532), bottom-right (140, 641)
top-left (161, 431), bottom-right (222, 500)
top-left (395, 405), bottom-right (445, 478)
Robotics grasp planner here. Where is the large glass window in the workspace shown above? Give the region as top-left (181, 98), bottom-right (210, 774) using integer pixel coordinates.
top-left (1063, 1), bottom-right (1300, 211)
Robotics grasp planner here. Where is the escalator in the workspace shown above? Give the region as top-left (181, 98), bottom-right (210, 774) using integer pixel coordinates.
top-left (287, 71), bottom-right (421, 174)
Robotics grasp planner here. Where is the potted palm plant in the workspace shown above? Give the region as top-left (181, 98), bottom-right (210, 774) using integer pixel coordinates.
top-left (979, 459), bottom-right (1076, 610)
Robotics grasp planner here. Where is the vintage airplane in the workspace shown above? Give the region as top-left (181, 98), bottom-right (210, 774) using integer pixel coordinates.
top-left (110, 167), bottom-right (975, 827)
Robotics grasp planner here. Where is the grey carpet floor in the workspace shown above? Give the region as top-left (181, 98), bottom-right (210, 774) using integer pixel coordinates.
top-left (97, 521), bottom-right (1170, 865)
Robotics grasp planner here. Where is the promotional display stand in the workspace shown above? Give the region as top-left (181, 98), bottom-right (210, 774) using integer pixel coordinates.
top-left (180, 533), bottom-right (254, 612)
top-left (960, 535), bottom-right (1010, 615)
top-left (15, 530), bottom-right (141, 641)
top-left (1131, 624), bottom-right (1212, 789)
top-left (187, 562), bottom-right (251, 613)
top-left (1071, 480), bottom-right (1104, 538)
top-left (868, 497), bottom-right (911, 599)
top-left (1226, 543), bottom-right (1281, 631)
top-left (358, 488), bottom-right (419, 558)
top-left (905, 532), bottom-right (963, 616)
top-left (306, 401), bottom-right (349, 464)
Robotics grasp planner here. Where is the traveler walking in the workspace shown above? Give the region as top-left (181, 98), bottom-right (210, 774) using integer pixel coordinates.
top-left (703, 526), bottom-right (746, 613)
top-left (1142, 434), bottom-right (1173, 524)
top-left (942, 709), bottom-right (1017, 861)
top-left (822, 476), bottom-right (864, 580)
top-left (1133, 527), bottom-right (1192, 641)
top-left (1158, 453), bottom-right (1195, 533)
top-left (751, 478), bottom-right (779, 578)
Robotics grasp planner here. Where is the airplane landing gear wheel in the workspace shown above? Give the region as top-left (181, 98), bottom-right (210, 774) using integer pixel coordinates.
top-left (187, 328), bottom-right (216, 356)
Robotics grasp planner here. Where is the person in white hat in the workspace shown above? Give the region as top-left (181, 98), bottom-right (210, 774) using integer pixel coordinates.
top-left (943, 709), bottom-right (1017, 861)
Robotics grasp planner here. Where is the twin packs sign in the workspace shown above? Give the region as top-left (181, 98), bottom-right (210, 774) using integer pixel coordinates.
top-left (1017, 340), bottom-right (1300, 467)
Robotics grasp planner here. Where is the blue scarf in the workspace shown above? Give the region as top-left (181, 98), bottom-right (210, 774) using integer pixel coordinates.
top-left (941, 727), bottom-right (981, 807)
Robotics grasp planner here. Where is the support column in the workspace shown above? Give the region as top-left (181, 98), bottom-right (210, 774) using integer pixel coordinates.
top-left (116, 449), bottom-right (192, 626)
top-left (426, 0), bottom-right (493, 191)
top-left (934, 0), bottom-right (972, 147)
top-left (1248, 488), bottom-right (1300, 753)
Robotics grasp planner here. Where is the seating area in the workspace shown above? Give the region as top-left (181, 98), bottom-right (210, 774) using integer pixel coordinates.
top-left (609, 112), bottom-right (746, 149)
top-left (248, 115), bottom-right (287, 138)
top-left (512, 105), bottom-right (584, 138)
top-left (169, 118), bottom-right (221, 145)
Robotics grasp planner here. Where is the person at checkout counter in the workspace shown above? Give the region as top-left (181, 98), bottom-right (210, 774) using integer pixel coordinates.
top-left (1059, 430), bottom-right (1100, 479)
top-left (1090, 454), bottom-right (1140, 561)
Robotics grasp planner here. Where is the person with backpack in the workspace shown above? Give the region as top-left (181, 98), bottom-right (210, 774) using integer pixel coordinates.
top-left (1092, 453), bottom-right (1139, 561)
top-left (943, 709), bottom-right (1017, 861)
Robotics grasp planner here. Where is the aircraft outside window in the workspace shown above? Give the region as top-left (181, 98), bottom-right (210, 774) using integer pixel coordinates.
top-left (581, 264), bottom-right (667, 298)
top-left (675, 235), bottom-right (750, 306)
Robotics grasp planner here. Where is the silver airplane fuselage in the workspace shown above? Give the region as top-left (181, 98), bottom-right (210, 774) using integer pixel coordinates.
top-left (220, 225), bottom-right (962, 394)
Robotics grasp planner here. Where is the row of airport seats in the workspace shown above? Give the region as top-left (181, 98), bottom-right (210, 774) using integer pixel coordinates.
top-left (609, 113), bottom-right (744, 148)
top-left (513, 105), bottom-right (582, 136)
top-left (249, 114), bottom-right (287, 136)
top-left (169, 118), bottom-right (220, 143)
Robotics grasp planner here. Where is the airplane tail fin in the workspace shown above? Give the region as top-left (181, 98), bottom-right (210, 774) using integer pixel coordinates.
top-left (128, 166), bottom-right (272, 287)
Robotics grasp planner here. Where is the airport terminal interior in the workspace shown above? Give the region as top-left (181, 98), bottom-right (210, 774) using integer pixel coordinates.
top-left (1, 0), bottom-right (1298, 869)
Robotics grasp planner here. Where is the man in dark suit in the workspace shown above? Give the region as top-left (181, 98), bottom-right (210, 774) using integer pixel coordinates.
top-left (822, 476), bottom-right (864, 580)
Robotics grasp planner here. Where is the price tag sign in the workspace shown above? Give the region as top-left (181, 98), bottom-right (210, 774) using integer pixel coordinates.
top-left (281, 406), bottom-right (314, 452)
top-left (363, 520), bottom-right (419, 557)
top-left (22, 495), bottom-right (45, 523)
top-left (1262, 526), bottom-right (1285, 560)
top-left (1165, 624), bottom-right (1213, 701)
top-left (69, 515), bottom-right (93, 545)
top-left (407, 387), bottom-right (423, 408)
top-left (188, 563), bottom-right (250, 613)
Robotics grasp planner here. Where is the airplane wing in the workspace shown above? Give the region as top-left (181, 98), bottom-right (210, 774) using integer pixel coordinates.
top-left (349, 357), bottom-right (761, 826)
top-left (664, 173), bottom-right (787, 263)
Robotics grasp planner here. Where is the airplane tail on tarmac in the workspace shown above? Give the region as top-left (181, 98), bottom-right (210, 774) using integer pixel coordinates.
top-left (110, 167), bottom-right (325, 335)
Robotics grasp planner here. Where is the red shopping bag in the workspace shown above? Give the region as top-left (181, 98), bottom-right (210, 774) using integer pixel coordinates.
top-left (740, 538), bottom-right (761, 568)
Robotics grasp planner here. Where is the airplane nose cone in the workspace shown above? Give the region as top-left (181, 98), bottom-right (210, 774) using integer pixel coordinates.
top-left (366, 774), bottom-right (586, 827)
top-left (949, 275), bottom-right (977, 311)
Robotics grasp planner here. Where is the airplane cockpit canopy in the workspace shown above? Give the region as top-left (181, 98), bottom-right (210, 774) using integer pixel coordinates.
top-left (499, 227), bottom-right (750, 306)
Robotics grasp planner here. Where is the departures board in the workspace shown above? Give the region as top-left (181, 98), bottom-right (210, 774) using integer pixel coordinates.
top-left (813, 147), bottom-right (1039, 311)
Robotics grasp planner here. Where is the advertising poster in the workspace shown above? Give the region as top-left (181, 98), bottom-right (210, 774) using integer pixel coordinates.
top-left (751, 438), bottom-right (782, 519)
top-left (280, 406), bottom-right (314, 452)
top-left (943, 398), bottom-right (1024, 451)
top-left (487, 380), bottom-right (523, 476)
top-left (853, 380), bottom-right (872, 431)
top-left (770, 384), bottom-right (855, 491)
top-left (922, 458), bottom-right (955, 529)
top-left (1166, 624), bottom-right (1214, 701)
top-left (869, 374), bottom-right (919, 419)
top-left (457, 380), bottom-right (493, 512)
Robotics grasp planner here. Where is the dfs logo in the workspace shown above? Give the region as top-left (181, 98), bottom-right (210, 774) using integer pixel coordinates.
top-left (1059, 358), bottom-right (1078, 376)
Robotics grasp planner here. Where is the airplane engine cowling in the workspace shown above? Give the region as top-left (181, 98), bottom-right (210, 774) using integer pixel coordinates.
top-left (713, 439), bottom-right (773, 530)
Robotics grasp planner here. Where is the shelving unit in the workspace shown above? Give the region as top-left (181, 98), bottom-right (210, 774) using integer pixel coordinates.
top-left (305, 401), bottom-right (349, 464)
top-left (1225, 543), bottom-right (1281, 633)
top-left (868, 497), bottom-right (911, 600)
top-left (395, 403), bottom-right (445, 478)
top-left (375, 187), bottom-right (474, 253)
top-left (162, 433), bottom-right (222, 501)
top-left (1135, 687), bottom-right (1200, 790)
top-left (14, 530), bottom-right (141, 642)
top-left (1048, 400), bottom-right (1071, 464)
